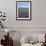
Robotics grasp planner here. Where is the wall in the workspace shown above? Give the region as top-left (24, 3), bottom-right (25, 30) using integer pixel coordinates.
top-left (0, 0), bottom-right (46, 28)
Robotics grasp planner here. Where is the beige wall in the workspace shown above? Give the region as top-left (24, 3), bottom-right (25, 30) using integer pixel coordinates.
top-left (0, 0), bottom-right (46, 31)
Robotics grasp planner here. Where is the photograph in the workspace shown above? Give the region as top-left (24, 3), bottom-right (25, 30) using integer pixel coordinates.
top-left (16, 1), bottom-right (32, 20)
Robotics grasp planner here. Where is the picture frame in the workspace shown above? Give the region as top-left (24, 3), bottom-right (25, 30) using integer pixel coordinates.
top-left (16, 1), bottom-right (32, 20)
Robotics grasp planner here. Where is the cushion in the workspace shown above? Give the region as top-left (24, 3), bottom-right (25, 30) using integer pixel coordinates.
top-left (20, 35), bottom-right (37, 43)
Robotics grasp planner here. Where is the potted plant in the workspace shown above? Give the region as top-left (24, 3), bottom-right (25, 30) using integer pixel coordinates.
top-left (0, 10), bottom-right (6, 28)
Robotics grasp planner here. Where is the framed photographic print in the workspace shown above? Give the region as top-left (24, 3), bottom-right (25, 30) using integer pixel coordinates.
top-left (16, 1), bottom-right (32, 20)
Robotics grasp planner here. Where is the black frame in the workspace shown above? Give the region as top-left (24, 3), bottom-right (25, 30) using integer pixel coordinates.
top-left (16, 1), bottom-right (32, 20)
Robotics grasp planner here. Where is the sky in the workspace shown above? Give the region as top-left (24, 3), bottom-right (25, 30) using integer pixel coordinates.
top-left (17, 2), bottom-right (30, 8)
